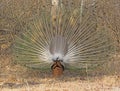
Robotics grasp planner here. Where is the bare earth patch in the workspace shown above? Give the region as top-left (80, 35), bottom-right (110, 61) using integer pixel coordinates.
top-left (0, 76), bottom-right (120, 91)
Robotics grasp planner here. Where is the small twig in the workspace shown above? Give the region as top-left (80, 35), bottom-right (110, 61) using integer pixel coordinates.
top-left (80, 0), bottom-right (84, 22)
top-left (24, 80), bottom-right (30, 91)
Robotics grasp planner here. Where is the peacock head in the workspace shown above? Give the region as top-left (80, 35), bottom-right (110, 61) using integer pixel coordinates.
top-left (51, 56), bottom-right (65, 77)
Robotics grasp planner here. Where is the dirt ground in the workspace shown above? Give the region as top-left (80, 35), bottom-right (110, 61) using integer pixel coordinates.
top-left (0, 54), bottom-right (120, 91)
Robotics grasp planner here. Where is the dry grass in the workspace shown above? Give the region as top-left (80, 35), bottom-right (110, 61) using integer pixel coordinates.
top-left (0, 54), bottom-right (120, 91)
top-left (1, 77), bottom-right (120, 91)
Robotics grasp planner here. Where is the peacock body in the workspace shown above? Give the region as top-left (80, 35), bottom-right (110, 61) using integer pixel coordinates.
top-left (13, 1), bottom-right (115, 75)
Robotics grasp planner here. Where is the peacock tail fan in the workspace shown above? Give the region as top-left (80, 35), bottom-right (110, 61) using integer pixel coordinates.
top-left (13, 3), bottom-right (115, 71)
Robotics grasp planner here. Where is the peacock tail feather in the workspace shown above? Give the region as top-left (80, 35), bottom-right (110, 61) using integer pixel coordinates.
top-left (13, 2), bottom-right (115, 71)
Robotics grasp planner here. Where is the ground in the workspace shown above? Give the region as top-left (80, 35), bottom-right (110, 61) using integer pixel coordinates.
top-left (0, 54), bottom-right (120, 91)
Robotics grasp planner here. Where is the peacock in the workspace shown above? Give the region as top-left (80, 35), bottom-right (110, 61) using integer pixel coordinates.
top-left (13, 0), bottom-right (115, 77)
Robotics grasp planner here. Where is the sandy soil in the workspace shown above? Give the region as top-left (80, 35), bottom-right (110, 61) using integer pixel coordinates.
top-left (0, 54), bottom-right (120, 91)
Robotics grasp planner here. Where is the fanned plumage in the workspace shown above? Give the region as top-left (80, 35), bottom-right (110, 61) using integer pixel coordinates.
top-left (13, 2), bottom-right (115, 70)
